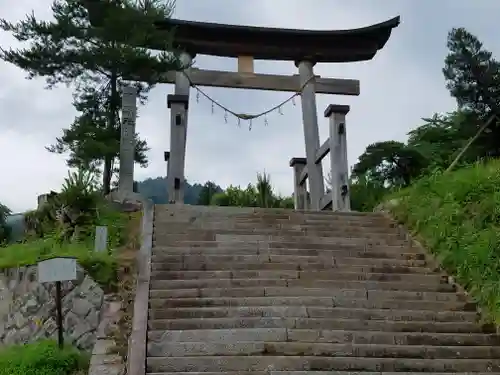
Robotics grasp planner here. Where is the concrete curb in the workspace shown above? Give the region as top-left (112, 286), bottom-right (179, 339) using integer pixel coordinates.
top-left (88, 297), bottom-right (123, 375)
top-left (127, 198), bottom-right (154, 375)
top-left (88, 196), bottom-right (154, 375)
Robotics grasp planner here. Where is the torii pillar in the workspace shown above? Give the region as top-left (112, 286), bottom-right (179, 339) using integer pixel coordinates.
top-left (325, 104), bottom-right (351, 211)
top-left (296, 60), bottom-right (325, 211)
top-left (166, 52), bottom-right (193, 204)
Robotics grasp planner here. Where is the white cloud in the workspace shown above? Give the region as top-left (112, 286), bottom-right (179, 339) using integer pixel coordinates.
top-left (1, 0), bottom-right (499, 212)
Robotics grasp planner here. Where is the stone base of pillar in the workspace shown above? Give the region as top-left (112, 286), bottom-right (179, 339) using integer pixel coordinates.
top-left (108, 190), bottom-right (144, 206)
top-left (289, 157), bottom-right (309, 210)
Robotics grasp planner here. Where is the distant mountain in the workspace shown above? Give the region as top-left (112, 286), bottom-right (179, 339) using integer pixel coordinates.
top-left (136, 177), bottom-right (222, 204)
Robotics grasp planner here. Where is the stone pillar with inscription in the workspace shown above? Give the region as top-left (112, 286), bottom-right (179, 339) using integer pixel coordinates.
top-left (325, 104), bottom-right (351, 211)
top-left (289, 157), bottom-right (309, 210)
top-left (118, 85), bottom-right (138, 196)
top-left (166, 50), bottom-right (193, 204)
top-left (296, 60), bottom-right (325, 211)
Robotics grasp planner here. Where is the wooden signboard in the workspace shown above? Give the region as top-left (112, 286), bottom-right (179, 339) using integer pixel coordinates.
top-left (37, 256), bottom-right (78, 349)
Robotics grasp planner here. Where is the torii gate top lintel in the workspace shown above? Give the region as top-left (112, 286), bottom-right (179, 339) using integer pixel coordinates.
top-left (83, 0), bottom-right (399, 63)
top-left (153, 16), bottom-right (401, 63)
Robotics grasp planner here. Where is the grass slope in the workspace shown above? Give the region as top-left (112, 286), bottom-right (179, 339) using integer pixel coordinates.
top-left (0, 203), bottom-right (138, 290)
top-left (390, 160), bottom-right (500, 323)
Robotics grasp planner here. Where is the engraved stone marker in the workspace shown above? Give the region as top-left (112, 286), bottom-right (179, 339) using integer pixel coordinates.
top-left (94, 226), bottom-right (108, 252)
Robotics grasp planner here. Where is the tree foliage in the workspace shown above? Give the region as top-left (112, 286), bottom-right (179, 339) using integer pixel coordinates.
top-left (349, 175), bottom-right (389, 213)
top-left (407, 111), bottom-right (473, 169)
top-left (197, 181), bottom-right (222, 205)
top-left (0, 0), bottom-right (181, 89)
top-left (0, 0), bottom-right (184, 192)
top-left (210, 174), bottom-right (294, 209)
top-left (46, 85), bottom-right (150, 174)
top-left (352, 141), bottom-right (428, 188)
top-left (0, 202), bottom-right (12, 244)
top-left (443, 28), bottom-right (500, 115)
top-left (255, 172), bottom-right (274, 208)
top-left (443, 27), bottom-right (500, 159)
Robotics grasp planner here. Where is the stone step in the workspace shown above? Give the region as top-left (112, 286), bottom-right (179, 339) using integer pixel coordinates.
top-left (152, 241), bottom-right (415, 253)
top-left (154, 207), bottom-right (388, 222)
top-left (146, 355), bottom-right (500, 373)
top-left (154, 222), bottom-right (398, 234)
top-left (149, 295), bottom-right (333, 306)
top-left (147, 328), bottom-right (500, 346)
top-left (154, 215), bottom-right (390, 225)
top-left (150, 261), bottom-right (435, 273)
top-left (266, 242), bottom-right (413, 251)
top-left (148, 295), bottom-right (468, 312)
top-left (152, 242), bottom-right (419, 253)
top-left (152, 228), bottom-right (403, 240)
top-left (152, 235), bottom-right (408, 247)
top-left (149, 278), bottom-right (456, 293)
top-left (149, 287), bottom-right (468, 303)
top-left (147, 317), bottom-right (492, 333)
top-left (153, 208), bottom-right (386, 219)
top-left (150, 270), bottom-right (444, 284)
top-left (150, 254), bottom-right (428, 268)
top-left (148, 306), bottom-right (477, 322)
top-left (152, 248), bottom-right (427, 262)
top-left (149, 372), bottom-right (500, 375)
top-left (153, 219), bottom-right (392, 230)
top-left (147, 341), bottom-right (500, 358)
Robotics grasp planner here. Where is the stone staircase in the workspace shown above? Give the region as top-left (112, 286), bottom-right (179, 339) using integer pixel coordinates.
top-left (146, 205), bottom-right (500, 375)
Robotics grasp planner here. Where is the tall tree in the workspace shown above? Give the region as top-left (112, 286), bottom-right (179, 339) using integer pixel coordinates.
top-left (197, 181), bottom-right (222, 206)
top-left (352, 141), bottom-right (428, 187)
top-left (0, 0), bottom-right (184, 193)
top-left (443, 28), bottom-right (500, 159)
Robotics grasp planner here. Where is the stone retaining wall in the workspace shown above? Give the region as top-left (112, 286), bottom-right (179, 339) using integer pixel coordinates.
top-left (0, 264), bottom-right (105, 351)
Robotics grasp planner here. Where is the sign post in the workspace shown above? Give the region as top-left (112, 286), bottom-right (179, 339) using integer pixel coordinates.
top-left (37, 256), bottom-right (77, 349)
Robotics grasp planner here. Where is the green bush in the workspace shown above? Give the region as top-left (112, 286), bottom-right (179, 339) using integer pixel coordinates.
top-left (210, 173), bottom-right (295, 209)
top-left (0, 340), bottom-right (88, 375)
top-left (349, 175), bottom-right (392, 212)
top-left (0, 202), bottom-right (11, 244)
top-left (390, 160), bottom-right (500, 323)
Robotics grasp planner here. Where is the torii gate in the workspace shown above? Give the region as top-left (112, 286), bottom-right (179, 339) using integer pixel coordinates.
top-left (84, 1), bottom-right (400, 210)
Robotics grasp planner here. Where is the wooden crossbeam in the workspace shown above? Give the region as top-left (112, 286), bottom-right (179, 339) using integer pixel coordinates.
top-left (298, 138), bottom-right (332, 184)
top-left (128, 68), bottom-right (360, 95)
top-left (320, 193), bottom-right (332, 210)
top-left (299, 167), bottom-right (308, 185)
top-left (315, 139), bottom-right (331, 164)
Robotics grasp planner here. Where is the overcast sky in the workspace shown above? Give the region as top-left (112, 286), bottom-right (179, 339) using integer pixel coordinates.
top-left (1, 0), bottom-right (499, 212)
